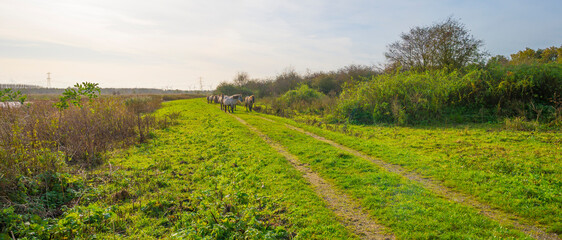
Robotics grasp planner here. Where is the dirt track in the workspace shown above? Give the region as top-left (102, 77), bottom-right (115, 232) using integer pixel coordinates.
top-left (232, 114), bottom-right (395, 240)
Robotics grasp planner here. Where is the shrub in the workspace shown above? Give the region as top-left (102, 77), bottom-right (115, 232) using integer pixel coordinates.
top-left (335, 69), bottom-right (470, 124)
top-left (266, 85), bottom-right (336, 117)
top-left (333, 62), bottom-right (562, 125)
top-left (0, 88), bottom-right (27, 104)
top-left (280, 84), bottom-right (324, 106)
top-left (59, 98), bottom-right (138, 165)
top-left (0, 94), bottom-right (166, 220)
top-left (124, 96), bottom-right (162, 143)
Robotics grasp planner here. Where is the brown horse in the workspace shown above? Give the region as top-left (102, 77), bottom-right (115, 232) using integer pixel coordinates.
top-left (244, 95), bottom-right (255, 112)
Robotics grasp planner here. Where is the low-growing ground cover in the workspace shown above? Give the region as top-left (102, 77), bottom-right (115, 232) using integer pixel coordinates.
top-left (1, 98), bottom-right (359, 239)
top-left (237, 113), bottom-right (530, 239)
top-left (263, 114), bottom-right (562, 234)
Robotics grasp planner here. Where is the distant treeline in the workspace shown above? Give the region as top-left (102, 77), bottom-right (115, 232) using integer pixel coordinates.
top-left (0, 84), bottom-right (42, 89)
top-left (214, 65), bottom-right (380, 98)
top-left (0, 84), bottom-right (209, 95)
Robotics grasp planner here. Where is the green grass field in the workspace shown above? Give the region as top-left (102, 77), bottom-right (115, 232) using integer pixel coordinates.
top-left (47, 98), bottom-right (357, 239)
top-left (237, 113), bottom-right (535, 239)
top-left (11, 98), bottom-right (559, 239)
top-left (274, 114), bottom-right (562, 234)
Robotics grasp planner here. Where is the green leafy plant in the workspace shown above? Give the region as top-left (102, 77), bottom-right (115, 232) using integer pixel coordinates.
top-left (0, 88), bottom-right (27, 105)
top-left (54, 82), bottom-right (101, 110)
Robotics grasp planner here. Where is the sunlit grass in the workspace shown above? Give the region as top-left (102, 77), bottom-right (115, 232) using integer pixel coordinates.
top-left (63, 99), bottom-right (356, 239)
top-left (238, 112), bottom-right (532, 239)
top-left (261, 112), bottom-right (562, 234)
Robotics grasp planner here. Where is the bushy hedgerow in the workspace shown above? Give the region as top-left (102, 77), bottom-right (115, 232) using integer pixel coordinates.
top-left (334, 63), bottom-right (562, 125)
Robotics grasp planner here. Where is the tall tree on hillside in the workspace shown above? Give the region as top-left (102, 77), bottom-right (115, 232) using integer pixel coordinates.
top-left (385, 17), bottom-right (486, 72)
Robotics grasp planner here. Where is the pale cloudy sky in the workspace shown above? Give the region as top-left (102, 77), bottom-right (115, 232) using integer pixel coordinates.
top-left (0, 0), bottom-right (561, 90)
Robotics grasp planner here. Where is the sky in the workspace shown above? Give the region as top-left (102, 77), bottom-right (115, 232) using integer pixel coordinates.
top-left (1, 0), bottom-right (561, 90)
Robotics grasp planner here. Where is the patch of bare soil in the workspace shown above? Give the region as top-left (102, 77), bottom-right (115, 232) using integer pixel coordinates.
top-left (260, 116), bottom-right (559, 240)
top-left (232, 115), bottom-right (395, 240)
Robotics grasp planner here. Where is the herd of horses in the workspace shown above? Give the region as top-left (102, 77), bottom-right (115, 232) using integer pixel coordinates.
top-left (207, 94), bottom-right (255, 113)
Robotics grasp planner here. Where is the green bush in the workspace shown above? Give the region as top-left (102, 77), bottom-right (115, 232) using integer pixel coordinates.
top-left (335, 70), bottom-right (469, 124)
top-left (260, 85), bottom-right (332, 117)
top-left (333, 62), bottom-right (562, 125)
top-left (280, 84), bottom-right (324, 106)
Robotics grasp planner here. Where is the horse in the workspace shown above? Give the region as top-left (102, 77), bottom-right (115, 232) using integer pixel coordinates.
top-left (244, 95), bottom-right (255, 112)
top-left (222, 94), bottom-right (243, 113)
top-left (231, 94), bottom-right (243, 110)
top-left (218, 94), bottom-right (225, 110)
top-left (206, 95), bottom-right (214, 104)
top-left (222, 96), bottom-right (237, 113)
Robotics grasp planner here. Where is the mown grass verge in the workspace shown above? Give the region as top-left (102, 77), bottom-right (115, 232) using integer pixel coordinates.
top-left (1, 98), bottom-right (357, 239)
top-left (257, 113), bottom-right (562, 235)
top-left (237, 112), bottom-right (531, 239)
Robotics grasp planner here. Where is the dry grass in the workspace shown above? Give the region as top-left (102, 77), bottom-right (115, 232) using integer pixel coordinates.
top-left (0, 96), bottom-right (176, 214)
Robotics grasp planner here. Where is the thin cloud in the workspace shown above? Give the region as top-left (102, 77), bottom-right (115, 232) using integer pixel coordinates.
top-left (0, 0), bottom-right (560, 89)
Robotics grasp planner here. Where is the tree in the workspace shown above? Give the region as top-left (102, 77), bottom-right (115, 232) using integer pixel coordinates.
top-left (273, 68), bottom-right (302, 95)
top-left (233, 72), bottom-right (250, 86)
top-left (215, 82), bottom-right (253, 96)
top-left (487, 55), bottom-right (509, 67)
top-left (539, 46), bottom-right (559, 63)
top-left (311, 74), bottom-right (337, 94)
top-left (509, 47), bottom-right (539, 65)
top-left (54, 82), bottom-right (100, 110)
top-left (510, 46), bottom-right (561, 64)
top-left (385, 17), bottom-right (485, 72)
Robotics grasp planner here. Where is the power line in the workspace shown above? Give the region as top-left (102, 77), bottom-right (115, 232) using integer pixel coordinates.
top-left (46, 72), bottom-right (51, 88)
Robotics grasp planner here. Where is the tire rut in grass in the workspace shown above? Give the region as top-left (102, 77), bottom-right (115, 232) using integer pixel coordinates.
top-left (256, 116), bottom-right (559, 240)
top-left (231, 114), bottom-right (395, 240)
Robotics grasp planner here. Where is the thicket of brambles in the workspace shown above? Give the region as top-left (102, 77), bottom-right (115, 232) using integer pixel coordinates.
top-left (0, 83), bottom-right (184, 226)
top-left (215, 18), bottom-right (562, 128)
